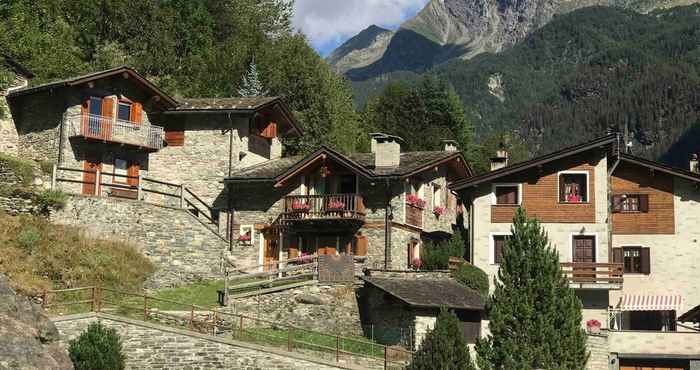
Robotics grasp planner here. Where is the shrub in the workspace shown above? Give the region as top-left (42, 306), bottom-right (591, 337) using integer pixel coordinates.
top-left (452, 263), bottom-right (489, 296)
top-left (38, 160), bottom-right (55, 175)
top-left (407, 308), bottom-right (475, 370)
top-left (69, 322), bottom-right (125, 370)
top-left (0, 154), bottom-right (36, 187)
top-left (16, 225), bottom-right (41, 254)
top-left (421, 233), bottom-right (466, 270)
top-left (35, 189), bottom-right (68, 211)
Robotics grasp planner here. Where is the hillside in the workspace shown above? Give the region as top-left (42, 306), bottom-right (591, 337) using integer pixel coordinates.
top-left (436, 5), bottom-right (700, 167)
top-left (330, 0), bottom-right (700, 83)
top-left (326, 25), bottom-right (393, 74)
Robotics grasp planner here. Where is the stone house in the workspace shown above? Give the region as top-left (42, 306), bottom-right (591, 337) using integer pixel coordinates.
top-left (222, 134), bottom-right (471, 271)
top-left (451, 134), bottom-right (700, 370)
top-left (0, 55), bottom-right (34, 156)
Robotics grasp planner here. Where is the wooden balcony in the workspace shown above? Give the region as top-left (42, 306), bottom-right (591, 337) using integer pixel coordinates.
top-left (560, 262), bottom-right (623, 290)
top-left (65, 113), bottom-right (164, 151)
top-left (281, 194), bottom-right (365, 230)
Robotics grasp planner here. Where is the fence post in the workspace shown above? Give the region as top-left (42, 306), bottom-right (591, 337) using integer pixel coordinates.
top-left (287, 328), bottom-right (293, 352)
top-left (95, 287), bottom-right (101, 312)
top-left (94, 169), bottom-right (100, 196)
top-left (137, 174), bottom-right (143, 201)
top-left (143, 296), bottom-right (148, 321)
top-left (238, 316), bottom-right (244, 339)
top-left (91, 287), bottom-right (96, 312)
top-left (189, 305), bottom-right (195, 330)
top-left (51, 164), bottom-right (57, 190)
top-left (384, 346), bottom-right (388, 370)
top-left (42, 290), bottom-right (48, 309)
top-left (336, 335), bottom-right (340, 362)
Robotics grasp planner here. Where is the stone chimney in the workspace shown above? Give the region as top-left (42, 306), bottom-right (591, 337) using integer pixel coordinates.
top-left (370, 133), bottom-right (403, 168)
top-left (690, 153), bottom-right (699, 174)
top-left (442, 140), bottom-right (458, 152)
top-left (490, 145), bottom-right (509, 171)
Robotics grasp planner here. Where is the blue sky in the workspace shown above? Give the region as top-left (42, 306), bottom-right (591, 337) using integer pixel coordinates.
top-left (292, 0), bottom-right (430, 57)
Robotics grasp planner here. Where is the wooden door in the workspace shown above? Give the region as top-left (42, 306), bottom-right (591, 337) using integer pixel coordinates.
top-left (264, 237), bottom-right (279, 272)
top-left (82, 156), bottom-right (102, 195)
top-left (573, 236), bottom-right (596, 280)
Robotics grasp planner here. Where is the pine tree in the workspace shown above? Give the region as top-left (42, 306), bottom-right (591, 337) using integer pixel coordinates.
top-left (408, 308), bottom-right (476, 370)
top-left (237, 59), bottom-right (269, 97)
top-left (476, 208), bottom-right (588, 369)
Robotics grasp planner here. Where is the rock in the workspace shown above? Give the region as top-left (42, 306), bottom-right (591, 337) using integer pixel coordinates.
top-left (0, 274), bottom-right (73, 370)
top-left (33, 178), bottom-right (43, 186)
top-left (294, 294), bottom-right (325, 305)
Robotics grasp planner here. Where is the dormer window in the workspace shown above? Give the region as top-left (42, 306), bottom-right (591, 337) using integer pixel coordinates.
top-left (559, 172), bottom-right (588, 203)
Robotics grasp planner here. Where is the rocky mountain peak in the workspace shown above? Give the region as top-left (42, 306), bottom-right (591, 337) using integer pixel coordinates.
top-left (325, 24), bottom-right (394, 74)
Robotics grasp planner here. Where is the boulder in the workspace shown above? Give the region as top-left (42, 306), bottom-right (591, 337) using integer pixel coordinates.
top-left (294, 294), bottom-right (325, 305)
top-left (0, 274), bottom-right (73, 370)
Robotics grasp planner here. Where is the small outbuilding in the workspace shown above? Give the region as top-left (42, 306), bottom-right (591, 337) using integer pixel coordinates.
top-left (359, 277), bottom-right (485, 350)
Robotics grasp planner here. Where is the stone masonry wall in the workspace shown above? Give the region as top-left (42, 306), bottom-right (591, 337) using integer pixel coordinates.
top-left (586, 333), bottom-right (609, 370)
top-left (54, 314), bottom-right (349, 370)
top-left (0, 92), bottom-right (20, 156)
top-left (50, 194), bottom-right (253, 288)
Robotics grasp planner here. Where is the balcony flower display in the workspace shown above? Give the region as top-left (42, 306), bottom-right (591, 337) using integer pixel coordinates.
top-left (237, 233), bottom-right (251, 245)
top-left (406, 194), bottom-right (426, 209)
top-left (586, 319), bottom-right (602, 334)
top-left (432, 206), bottom-right (445, 217)
top-left (291, 201), bottom-right (310, 211)
top-left (327, 199), bottom-right (345, 210)
top-left (411, 258), bottom-right (422, 270)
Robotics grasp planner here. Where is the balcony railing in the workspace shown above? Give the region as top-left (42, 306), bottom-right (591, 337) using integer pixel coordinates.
top-left (560, 262), bottom-right (623, 289)
top-left (282, 194), bottom-right (365, 222)
top-left (65, 113), bottom-right (164, 150)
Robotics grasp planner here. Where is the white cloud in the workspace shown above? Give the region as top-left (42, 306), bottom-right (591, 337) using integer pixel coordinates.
top-left (292, 0), bottom-right (430, 52)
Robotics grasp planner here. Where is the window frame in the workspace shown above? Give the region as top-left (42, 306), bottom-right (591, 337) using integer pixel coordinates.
top-left (491, 183), bottom-right (522, 206)
top-left (622, 246), bottom-right (643, 274)
top-left (489, 232), bottom-right (511, 265)
top-left (239, 225), bottom-right (255, 246)
top-left (618, 244), bottom-right (651, 275)
top-left (113, 157), bottom-right (129, 184)
top-left (557, 171), bottom-right (590, 203)
top-left (432, 182), bottom-right (443, 209)
top-left (117, 101), bottom-right (132, 122)
top-left (569, 233), bottom-right (597, 263)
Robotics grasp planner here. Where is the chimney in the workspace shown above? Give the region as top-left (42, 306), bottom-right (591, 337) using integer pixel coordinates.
top-left (442, 140), bottom-right (458, 152)
top-left (370, 133), bottom-right (403, 168)
top-left (490, 145), bottom-right (509, 171)
top-left (690, 153), bottom-right (699, 173)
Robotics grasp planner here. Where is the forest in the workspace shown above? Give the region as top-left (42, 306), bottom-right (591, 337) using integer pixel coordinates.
top-left (1, 2), bottom-right (699, 170)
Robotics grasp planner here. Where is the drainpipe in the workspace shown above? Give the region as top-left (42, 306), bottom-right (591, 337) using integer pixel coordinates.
top-left (226, 113), bottom-right (234, 247)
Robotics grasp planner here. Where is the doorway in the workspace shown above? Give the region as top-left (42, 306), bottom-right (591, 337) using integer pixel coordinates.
top-left (82, 154), bottom-right (102, 195)
top-left (263, 236), bottom-right (279, 272)
top-left (573, 235), bottom-right (596, 279)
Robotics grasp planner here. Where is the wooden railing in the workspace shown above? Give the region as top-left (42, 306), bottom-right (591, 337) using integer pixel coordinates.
top-left (560, 262), bottom-right (623, 285)
top-left (43, 286), bottom-right (412, 369)
top-left (65, 113), bottom-right (164, 150)
top-left (405, 203), bottom-right (423, 228)
top-left (282, 194), bottom-right (365, 221)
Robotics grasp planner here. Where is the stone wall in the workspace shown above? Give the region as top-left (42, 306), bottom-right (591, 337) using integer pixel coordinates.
top-left (586, 333), bottom-right (609, 370)
top-left (54, 314), bottom-right (353, 370)
top-left (0, 93), bottom-right (20, 156)
top-left (50, 194), bottom-right (251, 288)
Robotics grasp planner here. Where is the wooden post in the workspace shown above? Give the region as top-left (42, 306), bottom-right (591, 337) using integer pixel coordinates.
top-left (143, 296), bottom-right (148, 321)
top-left (94, 170), bottom-right (100, 196)
top-left (287, 328), bottom-right (293, 352)
top-left (384, 346), bottom-right (388, 370)
top-left (336, 335), bottom-right (340, 362)
top-left (223, 267), bottom-right (229, 307)
top-left (189, 305), bottom-right (194, 330)
top-left (137, 174), bottom-right (143, 201)
top-left (238, 316), bottom-right (244, 339)
top-left (51, 164), bottom-right (57, 190)
top-left (95, 287), bottom-right (101, 312)
top-left (212, 309), bottom-right (218, 335)
top-left (180, 185), bottom-right (185, 209)
top-left (91, 287), bottom-right (96, 312)
top-left (42, 290), bottom-right (48, 309)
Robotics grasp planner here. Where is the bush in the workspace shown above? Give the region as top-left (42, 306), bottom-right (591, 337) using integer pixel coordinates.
top-left (35, 189), bottom-right (67, 211)
top-left (407, 308), bottom-right (475, 370)
top-left (421, 233), bottom-right (466, 270)
top-left (69, 322), bottom-right (125, 370)
top-left (452, 263), bottom-right (489, 296)
top-left (16, 225), bottom-right (41, 254)
top-left (0, 154), bottom-right (36, 186)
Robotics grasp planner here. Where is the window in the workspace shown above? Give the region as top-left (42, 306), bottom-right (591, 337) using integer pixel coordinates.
top-left (613, 246), bottom-right (650, 274)
top-left (113, 158), bottom-right (128, 183)
top-left (493, 184), bottom-right (520, 205)
top-left (627, 310), bottom-right (676, 331)
top-left (238, 225), bottom-right (254, 245)
top-left (559, 172), bottom-right (588, 203)
top-left (432, 183), bottom-right (442, 208)
top-left (89, 97), bottom-right (103, 116)
top-left (491, 234), bottom-right (509, 264)
top-left (612, 194), bottom-right (649, 213)
top-left (118, 102), bottom-right (131, 121)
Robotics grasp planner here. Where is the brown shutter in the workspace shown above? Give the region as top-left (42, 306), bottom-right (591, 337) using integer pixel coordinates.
top-left (165, 130), bottom-right (185, 146)
top-left (355, 235), bottom-right (368, 256)
top-left (127, 161), bottom-right (140, 186)
top-left (101, 97), bottom-right (114, 140)
top-left (612, 195), bottom-right (622, 213)
top-left (638, 194), bottom-right (649, 213)
top-left (559, 175), bottom-right (566, 202)
top-left (640, 247), bottom-right (651, 274)
top-left (101, 97), bottom-right (114, 118)
top-left (130, 102), bottom-right (143, 124)
top-left (612, 247), bottom-right (623, 264)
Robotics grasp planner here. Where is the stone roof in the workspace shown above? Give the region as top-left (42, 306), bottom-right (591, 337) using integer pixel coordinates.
top-left (362, 277), bottom-right (485, 310)
top-left (174, 97), bottom-right (281, 111)
top-left (226, 149), bottom-right (462, 181)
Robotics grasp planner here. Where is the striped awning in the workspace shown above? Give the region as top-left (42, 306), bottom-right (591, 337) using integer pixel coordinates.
top-left (619, 294), bottom-right (683, 311)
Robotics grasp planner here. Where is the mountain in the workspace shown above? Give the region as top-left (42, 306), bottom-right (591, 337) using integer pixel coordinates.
top-left (328, 0), bottom-right (699, 83)
top-left (326, 25), bottom-right (394, 74)
top-left (435, 5), bottom-right (700, 168)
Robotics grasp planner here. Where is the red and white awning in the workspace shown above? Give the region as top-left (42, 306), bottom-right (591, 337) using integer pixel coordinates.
top-left (619, 294), bottom-right (683, 311)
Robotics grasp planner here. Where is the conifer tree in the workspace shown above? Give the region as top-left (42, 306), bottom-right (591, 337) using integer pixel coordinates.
top-left (238, 59), bottom-right (269, 97)
top-left (476, 208), bottom-right (588, 369)
top-left (408, 308), bottom-right (476, 370)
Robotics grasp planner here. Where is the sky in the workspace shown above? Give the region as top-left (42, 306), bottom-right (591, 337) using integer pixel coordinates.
top-left (292, 0), bottom-right (430, 57)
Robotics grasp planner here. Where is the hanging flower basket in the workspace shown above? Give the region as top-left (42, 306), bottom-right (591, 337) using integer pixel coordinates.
top-left (586, 319), bottom-right (601, 334)
top-left (406, 194), bottom-right (426, 209)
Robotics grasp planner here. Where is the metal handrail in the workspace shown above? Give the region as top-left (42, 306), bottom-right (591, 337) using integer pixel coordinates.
top-left (64, 113), bottom-right (164, 150)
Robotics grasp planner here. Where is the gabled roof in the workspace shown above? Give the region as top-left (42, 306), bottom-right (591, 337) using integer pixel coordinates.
top-left (224, 147), bottom-right (471, 184)
top-left (450, 134), bottom-right (619, 190)
top-left (619, 153), bottom-right (700, 183)
top-left (6, 66), bottom-right (178, 108)
top-left (362, 277), bottom-right (485, 310)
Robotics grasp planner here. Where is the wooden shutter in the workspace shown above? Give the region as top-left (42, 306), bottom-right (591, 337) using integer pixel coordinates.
top-left (638, 194), bottom-right (649, 213)
top-left (612, 247), bottom-right (623, 264)
top-left (494, 237), bottom-right (504, 264)
top-left (127, 161), bottom-right (140, 186)
top-left (559, 175), bottom-right (566, 202)
top-left (612, 195), bottom-right (622, 213)
top-left (355, 235), bottom-right (368, 256)
top-left (101, 97), bottom-right (114, 118)
top-left (640, 247), bottom-right (651, 274)
top-left (130, 102), bottom-right (143, 124)
top-left (165, 130), bottom-right (185, 146)
top-left (100, 97), bottom-right (115, 140)
top-left (260, 121), bottom-right (277, 139)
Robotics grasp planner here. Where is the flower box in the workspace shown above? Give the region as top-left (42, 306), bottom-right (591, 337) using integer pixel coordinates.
top-left (432, 206), bottom-right (445, 217)
top-left (291, 201), bottom-right (310, 212)
top-left (327, 199), bottom-right (345, 210)
top-left (586, 319), bottom-right (601, 334)
top-left (406, 194), bottom-right (426, 209)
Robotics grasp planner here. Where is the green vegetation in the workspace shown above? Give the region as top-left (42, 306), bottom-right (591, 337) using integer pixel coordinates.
top-left (476, 208), bottom-right (587, 369)
top-left (435, 5), bottom-right (700, 169)
top-left (407, 308), bottom-right (475, 370)
top-left (421, 233), bottom-right (466, 270)
top-left (0, 213), bottom-right (154, 296)
top-left (0, 153), bottom-right (35, 186)
top-left (35, 189), bottom-right (67, 211)
top-left (69, 322), bottom-right (125, 370)
top-left (452, 263), bottom-right (489, 297)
